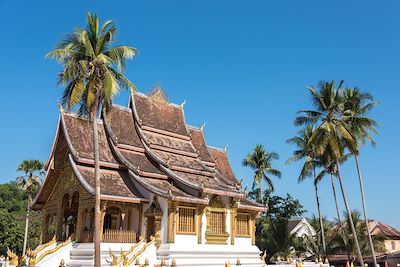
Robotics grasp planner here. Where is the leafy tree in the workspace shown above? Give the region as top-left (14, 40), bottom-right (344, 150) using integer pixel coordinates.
top-left (243, 144), bottom-right (281, 201)
top-left (295, 80), bottom-right (364, 265)
top-left (16, 159), bottom-right (43, 256)
top-left (0, 182), bottom-right (41, 257)
top-left (47, 13), bottom-right (136, 265)
top-left (251, 189), bottom-right (306, 262)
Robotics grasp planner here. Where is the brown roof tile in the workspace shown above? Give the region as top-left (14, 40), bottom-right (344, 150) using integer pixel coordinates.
top-left (77, 164), bottom-right (143, 199)
top-left (208, 147), bottom-right (238, 184)
top-left (108, 106), bottom-right (143, 148)
top-left (188, 127), bottom-right (214, 163)
top-left (63, 114), bottom-right (117, 164)
top-left (133, 93), bottom-right (189, 137)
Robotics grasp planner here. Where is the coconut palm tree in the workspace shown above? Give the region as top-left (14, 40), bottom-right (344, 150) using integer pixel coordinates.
top-left (342, 87), bottom-right (379, 266)
top-left (47, 13), bottom-right (137, 266)
top-left (243, 144), bottom-right (282, 202)
top-left (295, 80), bottom-right (364, 266)
top-left (16, 159), bottom-right (44, 256)
top-left (335, 210), bottom-right (386, 261)
top-left (286, 125), bottom-right (326, 255)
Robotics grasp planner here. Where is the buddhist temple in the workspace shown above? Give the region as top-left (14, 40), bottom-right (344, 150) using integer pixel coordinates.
top-left (30, 88), bottom-right (267, 266)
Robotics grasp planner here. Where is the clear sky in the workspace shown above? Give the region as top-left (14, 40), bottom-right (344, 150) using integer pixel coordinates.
top-left (0, 1), bottom-right (399, 228)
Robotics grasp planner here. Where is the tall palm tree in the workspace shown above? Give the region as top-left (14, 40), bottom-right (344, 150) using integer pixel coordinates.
top-left (16, 159), bottom-right (44, 256)
top-left (47, 13), bottom-right (136, 266)
top-left (243, 144), bottom-right (282, 202)
top-left (295, 80), bottom-right (364, 266)
top-left (343, 87), bottom-right (379, 266)
top-left (286, 125), bottom-right (326, 255)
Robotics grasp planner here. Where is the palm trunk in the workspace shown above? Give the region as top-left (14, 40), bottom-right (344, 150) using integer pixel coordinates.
top-left (336, 160), bottom-right (364, 266)
top-left (22, 197), bottom-right (30, 256)
top-left (93, 110), bottom-right (101, 267)
top-left (331, 173), bottom-right (351, 261)
top-left (314, 167), bottom-right (326, 255)
top-left (355, 154), bottom-right (377, 267)
top-left (330, 174), bottom-right (341, 224)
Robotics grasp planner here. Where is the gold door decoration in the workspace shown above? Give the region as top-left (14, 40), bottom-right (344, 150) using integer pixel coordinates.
top-left (144, 196), bottom-right (163, 249)
top-left (205, 196), bottom-right (229, 244)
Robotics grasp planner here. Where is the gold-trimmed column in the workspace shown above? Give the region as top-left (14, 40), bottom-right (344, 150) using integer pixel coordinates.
top-left (167, 201), bottom-right (176, 243)
top-left (99, 201), bottom-right (107, 241)
top-left (250, 213), bottom-right (257, 245)
top-left (230, 207), bottom-right (237, 245)
top-left (197, 205), bottom-right (205, 244)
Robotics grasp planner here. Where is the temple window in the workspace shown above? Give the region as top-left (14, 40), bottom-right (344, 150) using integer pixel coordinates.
top-left (236, 213), bottom-right (250, 237)
top-left (210, 211), bottom-right (225, 234)
top-left (177, 207), bottom-right (196, 234)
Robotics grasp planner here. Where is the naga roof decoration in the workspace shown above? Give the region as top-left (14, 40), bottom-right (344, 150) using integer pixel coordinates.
top-left (32, 88), bottom-right (266, 211)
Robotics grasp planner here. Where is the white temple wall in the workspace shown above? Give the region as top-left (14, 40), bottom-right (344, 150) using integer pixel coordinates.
top-left (235, 237), bottom-right (252, 246)
top-left (175, 234), bottom-right (198, 244)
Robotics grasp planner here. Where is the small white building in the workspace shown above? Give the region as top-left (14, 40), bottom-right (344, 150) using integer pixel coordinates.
top-left (287, 218), bottom-right (316, 238)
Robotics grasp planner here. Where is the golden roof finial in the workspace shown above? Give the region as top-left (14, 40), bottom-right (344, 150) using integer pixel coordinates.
top-left (57, 100), bottom-right (64, 113)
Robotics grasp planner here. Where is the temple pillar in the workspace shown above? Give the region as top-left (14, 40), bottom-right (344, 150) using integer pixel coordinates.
top-left (230, 207), bottom-right (237, 245)
top-left (100, 202), bottom-right (107, 241)
top-left (137, 205), bottom-right (143, 236)
top-left (40, 211), bottom-right (48, 244)
top-left (167, 201), bottom-right (175, 243)
top-left (75, 207), bottom-right (85, 242)
top-left (120, 211), bottom-right (126, 230)
top-left (250, 213), bottom-right (257, 245)
top-left (154, 215), bottom-right (162, 249)
top-left (197, 205), bottom-right (205, 244)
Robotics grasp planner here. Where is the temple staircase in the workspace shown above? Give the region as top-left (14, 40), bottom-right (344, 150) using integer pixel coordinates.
top-left (157, 243), bottom-right (266, 267)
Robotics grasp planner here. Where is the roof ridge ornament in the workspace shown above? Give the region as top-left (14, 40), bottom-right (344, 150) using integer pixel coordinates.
top-left (224, 144), bottom-right (229, 153)
top-left (148, 84), bottom-right (169, 105)
top-left (180, 99), bottom-right (186, 108)
top-left (57, 99), bottom-right (64, 113)
top-left (200, 123), bottom-right (206, 131)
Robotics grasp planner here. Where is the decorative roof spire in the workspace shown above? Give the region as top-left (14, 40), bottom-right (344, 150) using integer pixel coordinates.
top-left (148, 84), bottom-right (169, 105)
top-left (224, 144), bottom-right (229, 152)
top-left (180, 99), bottom-right (186, 108)
top-left (200, 123), bottom-right (206, 131)
top-left (57, 100), bottom-right (64, 113)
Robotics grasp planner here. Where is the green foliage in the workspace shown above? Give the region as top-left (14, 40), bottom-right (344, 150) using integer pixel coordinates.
top-left (267, 194), bottom-right (307, 220)
top-left (46, 12), bottom-right (136, 118)
top-left (251, 188), bottom-right (306, 262)
top-left (0, 182), bottom-right (41, 256)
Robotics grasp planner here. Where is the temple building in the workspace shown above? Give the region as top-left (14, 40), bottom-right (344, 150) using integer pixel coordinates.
top-left (31, 88), bottom-right (267, 266)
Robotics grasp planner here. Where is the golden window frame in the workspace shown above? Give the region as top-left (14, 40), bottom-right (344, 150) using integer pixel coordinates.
top-left (235, 213), bottom-right (250, 237)
top-left (176, 206), bottom-right (197, 235)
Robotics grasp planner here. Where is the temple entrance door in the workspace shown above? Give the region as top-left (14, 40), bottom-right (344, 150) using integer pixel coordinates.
top-left (146, 216), bottom-right (155, 241)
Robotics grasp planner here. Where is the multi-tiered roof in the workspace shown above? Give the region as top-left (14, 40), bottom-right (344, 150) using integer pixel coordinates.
top-left (32, 88), bottom-right (265, 211)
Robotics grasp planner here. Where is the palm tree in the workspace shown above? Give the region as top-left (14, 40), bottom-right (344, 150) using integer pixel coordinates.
top-left (243, 144), bottom-right (282, 202)
top-left (343, 87), bottom-right (379, 266)
top-left (286, 125), bottom-right (326, 255)
top-left (47, 13), bottom-right (137, 266)
top-left (295, 80), bottom-right (364, 266)
top-left (335, 210), bottom-right (386, 261)
top-left (16, 159), bottom-right (44, 256)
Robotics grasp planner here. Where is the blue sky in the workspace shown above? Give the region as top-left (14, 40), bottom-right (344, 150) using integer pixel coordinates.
top-left (0, 1), bottom-right (399, 228)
